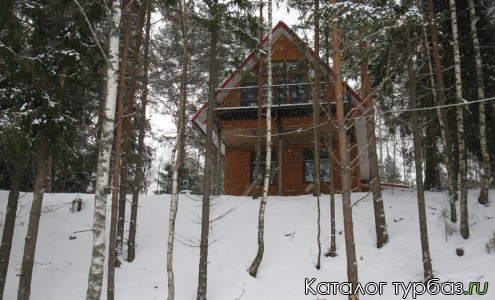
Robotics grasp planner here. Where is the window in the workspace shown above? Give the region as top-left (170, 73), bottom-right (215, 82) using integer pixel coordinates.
top-left (251, 152), bottom-right (277, 185)
top-left (304, 149), bottom-right (330, 183)
top-left (265, 60), bottom-right (309, 105)
top-left (241, 82), bottom-right (258, 107)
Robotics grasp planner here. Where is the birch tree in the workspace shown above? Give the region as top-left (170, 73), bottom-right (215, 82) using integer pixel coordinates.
top-left (85, 0), bottom-right (122, 297)
top-left (248, 0), bottom-right (272, 278)
top-left (167, 0), bottom-right (189, 298)
top-left (467, 0), bottom-right (491, 206)
top-left (449, 0), bottom-right (469, 239)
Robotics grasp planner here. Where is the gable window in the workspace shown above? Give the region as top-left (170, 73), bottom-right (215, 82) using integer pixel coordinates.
top-left (304, 149), bottom-right (330, 183)
top-left (241, 82), bottom-right (258, 107)
top-left (265, 60), bottom-right (309, 105)
top-left (251, 152), bottom-right (277, 185)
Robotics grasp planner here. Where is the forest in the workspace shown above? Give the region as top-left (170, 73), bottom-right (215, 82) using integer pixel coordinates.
top-left (0, 0), bottom-right (494, 299)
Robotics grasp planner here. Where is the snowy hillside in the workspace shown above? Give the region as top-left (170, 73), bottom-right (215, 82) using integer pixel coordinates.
top-left (0, 189), bottom-right (493, 299)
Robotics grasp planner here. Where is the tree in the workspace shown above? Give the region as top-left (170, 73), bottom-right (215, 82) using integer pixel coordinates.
top-left (85, 0), bottom-right (122, 297)
top-left (406, 20), bottom-right (434, 282)
top-left (312, 0), bottom-right (322, 270)
top-left (381, 155), bottom-right (402, 184)
top-left (128, 0), bottom-right (152, 263)
top-left (248, 0), bottom-right (272, 278)
top-left (196, 0), bottom-right (219, 297)
top-left (167, 0), bottom-right (189, 297)
top-left (117, 1), bottom-right (148, 256)
top-left (329, 0), bottom-right (359, 297)
top-left (449, 0), bottom-right (469, 239)
top-left (426, 0), bottom-right (457, 223)
top-left (467, 0), bottom-right (491, 205)
top-left (357, 0), bottom-right (389, 249)
top-left (17, 144), bottom-right (48, 300)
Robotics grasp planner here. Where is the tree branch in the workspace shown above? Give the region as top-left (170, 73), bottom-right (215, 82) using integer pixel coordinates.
top-left (72, 0), bottom-right (109, 64)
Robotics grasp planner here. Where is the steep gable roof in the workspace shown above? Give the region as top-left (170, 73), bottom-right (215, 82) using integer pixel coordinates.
top-left (192, 21), bottom-right (364, 140)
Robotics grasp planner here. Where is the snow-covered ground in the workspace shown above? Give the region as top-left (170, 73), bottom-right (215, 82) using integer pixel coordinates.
top-left (0, 189), bottom-right (493, 299)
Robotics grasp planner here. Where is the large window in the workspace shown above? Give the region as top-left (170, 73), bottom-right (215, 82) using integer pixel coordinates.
top-left (251, 152), bottom-right (277, 185)
top-left (271, 60), bottom-right (308, 105)
top-left (304, 149), bottom-right (330, 183)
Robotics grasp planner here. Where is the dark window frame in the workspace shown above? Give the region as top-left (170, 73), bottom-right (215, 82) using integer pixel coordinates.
top-left (250, 151), bottom-right (277, 185)
top-left (303, 149), bottom-right (331, 183)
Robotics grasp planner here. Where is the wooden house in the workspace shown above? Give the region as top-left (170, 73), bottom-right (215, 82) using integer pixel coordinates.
top-left (192, 22), bottom-right (371, 196)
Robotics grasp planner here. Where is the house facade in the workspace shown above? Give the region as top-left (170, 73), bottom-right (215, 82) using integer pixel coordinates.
top-left (193, 22), bottom-right (370, 196)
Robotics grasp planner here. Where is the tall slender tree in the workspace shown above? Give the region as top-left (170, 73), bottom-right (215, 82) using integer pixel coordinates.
top-left (426, 0), bottom-right (457, 223)
top-left (86, 0), bottom-right (122, 297)
top-left (329, 0), bottom-right (359, 297)
top-left (167, 0), bottom-right (189, 298)
top-left (17, 144), bottom-right (48, 300)
top-left (248, 0), bottom-right (272, 278)
top-left (357, 0), bottom-right (389, 249)
top-left (197, 0), bottom-right (219, 298)
top-left (107, 4), bottom-right (134, 299)
top-left (253, 1), bottom-right (264, 200)
top-left (128, 0), bottom-right (152, 263)
top-left (117, 2), bottom-right (148, 255)
top-left (312, 0), bottom-right (322, 270)
top-left (0, 155), bottom-right (24, 299)
top-left (449, 0), bottom-right (469, 239)
top-left (406, 21), bottom-right (434, 282)
top-left (467, 0), bottom-right (491, 205)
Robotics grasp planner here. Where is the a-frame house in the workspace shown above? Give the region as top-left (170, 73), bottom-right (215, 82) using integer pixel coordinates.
top-left (193, 21), bottom-right (370, 196)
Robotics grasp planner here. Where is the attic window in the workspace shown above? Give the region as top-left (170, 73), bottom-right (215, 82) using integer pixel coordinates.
top-left (241, 82), bottom-right (259, 106)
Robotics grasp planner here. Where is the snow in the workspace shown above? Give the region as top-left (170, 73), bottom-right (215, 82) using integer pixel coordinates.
top-left (0, 189), bottom-right (494, 299)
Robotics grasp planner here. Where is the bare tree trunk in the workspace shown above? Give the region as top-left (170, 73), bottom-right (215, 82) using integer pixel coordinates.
top-left (324, 30), bottom-right (337, 258)
top-left (406, 23), bottom-right (434, 282)
top-left (86, 0), bottom-right (122, 297)
top-left (128, 0), bottom-right (152, 263)
top-left (167, 0), bottom-right (188, 298)
top-left (312, 0), bottom-right (322, 270)
top-left (117, 3), bottom-right (147, 256)
top-left (197, 1), bottom-right (218, 298)
top-left (467, 0), bottom-right (491, 205)
top-left (253, 2), bottom-right (263, 200)
top-left (356, 0), bottom-right (389, 247)
top-left (248, 0), bottom-right (272, 278)
top-left (17, 143), bottom-right (48, 300)
top-left (329, 0), bottom-right (358, 297)
top-left (426, 0), bottom-right (457, 223)
top-left (449, 0), bottom-right (469, 239)
top-left (0, 156), bottom-right (24, 299)
top-left (107, 6), bottom-right (133, 299)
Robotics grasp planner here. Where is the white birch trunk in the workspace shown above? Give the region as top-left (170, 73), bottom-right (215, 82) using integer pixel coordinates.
top-left (167, 0), bottom-right (188, 297)
top-left (86, 0), bottom-right (121, 298)
top-left (467, 0), bottom-right (491, 205)
top-left (248, 0), bottom-right (272, 277)
top-left (167, 143), bottom-right (180, 300)
top-left (449, 0), bottom-right (469, 239)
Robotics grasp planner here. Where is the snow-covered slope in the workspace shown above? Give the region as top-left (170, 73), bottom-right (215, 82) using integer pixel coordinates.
top-left (0, 189), bottom-right (493, 299)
